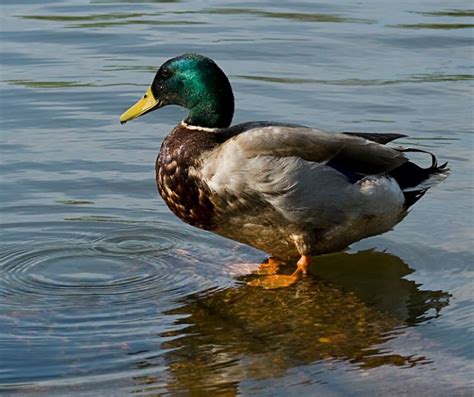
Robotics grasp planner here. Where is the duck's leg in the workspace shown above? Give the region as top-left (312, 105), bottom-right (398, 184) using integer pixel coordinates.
top-left (247, 255), bottom-right (311, 289)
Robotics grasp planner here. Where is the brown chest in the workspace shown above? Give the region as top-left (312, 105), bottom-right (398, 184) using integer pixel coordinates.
top-left (155, 128), bottom-right (220, 230)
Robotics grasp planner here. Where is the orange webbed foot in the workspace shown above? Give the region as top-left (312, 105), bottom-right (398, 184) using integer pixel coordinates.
top-left (247, 255), bottom-right (311, 289)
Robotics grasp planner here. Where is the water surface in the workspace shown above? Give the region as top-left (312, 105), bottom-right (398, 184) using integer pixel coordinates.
top-left (1, 0), bottom-right (473, 395)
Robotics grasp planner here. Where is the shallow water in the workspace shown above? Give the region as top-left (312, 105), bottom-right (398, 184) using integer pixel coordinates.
top-left (1, 0), bottom-right (473, 395)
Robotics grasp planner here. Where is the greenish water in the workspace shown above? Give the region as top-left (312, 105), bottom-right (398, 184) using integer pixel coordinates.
top-left (0, 1), bottom-right (473, 396)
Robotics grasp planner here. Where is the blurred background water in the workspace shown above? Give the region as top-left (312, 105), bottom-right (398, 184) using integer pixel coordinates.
top-left (0, 0), bottom-right (473, 396)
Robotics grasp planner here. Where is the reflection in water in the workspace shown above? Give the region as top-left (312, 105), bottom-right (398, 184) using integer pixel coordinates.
top-left (18, 12), bottom-right (205, 29)
top-left (132, 250), bottom-right (450, 395)
top-left (393, 23), bottom-right (474, 30)
top-left (235, 73), bottom-right (474, 86)
top-left (418, 10), bottom-right (474, 17)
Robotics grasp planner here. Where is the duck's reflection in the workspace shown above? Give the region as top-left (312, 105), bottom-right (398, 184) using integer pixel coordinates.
top-left (134, 249), bottom-right (450, 395)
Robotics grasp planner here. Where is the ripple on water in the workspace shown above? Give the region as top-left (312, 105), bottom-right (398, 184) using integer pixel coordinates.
top-left (0, 220), bottom-right (243, 389)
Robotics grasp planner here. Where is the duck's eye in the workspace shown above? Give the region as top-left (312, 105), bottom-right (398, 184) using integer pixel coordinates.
top-left (161, 68), bottom-right (170, 78)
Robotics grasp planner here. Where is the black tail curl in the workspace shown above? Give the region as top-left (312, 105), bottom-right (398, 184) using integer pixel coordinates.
top-left (390, 148), bottom-right (449, 209)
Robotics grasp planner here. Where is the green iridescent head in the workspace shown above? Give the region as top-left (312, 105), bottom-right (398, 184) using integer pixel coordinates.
top-left (120, 54), bottom-right (234, 128)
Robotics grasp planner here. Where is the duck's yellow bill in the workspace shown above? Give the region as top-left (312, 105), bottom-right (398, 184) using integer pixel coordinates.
top-left (120, 87), bottom-right (159, 124)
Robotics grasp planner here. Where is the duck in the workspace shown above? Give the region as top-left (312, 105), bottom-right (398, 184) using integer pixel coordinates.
top-left (120, 53), bottom-right (448, 288)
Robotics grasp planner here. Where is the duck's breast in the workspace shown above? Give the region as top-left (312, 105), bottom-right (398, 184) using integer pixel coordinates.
top-left (155, 125), bottom-right (226, 229)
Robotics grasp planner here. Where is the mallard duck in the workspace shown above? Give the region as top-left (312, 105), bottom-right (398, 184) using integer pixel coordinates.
top-left (120, 54), bottom-right (448, 288)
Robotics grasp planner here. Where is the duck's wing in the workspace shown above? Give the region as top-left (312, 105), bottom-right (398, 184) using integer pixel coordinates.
top-left (341, 131), bottom-right (406, 144)
top-left (223, 123), bottom-right (408, 176)
top-left (201, 123), bottom-right (409, 236)
top-left (205, 123), bottom-right (447, 209)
